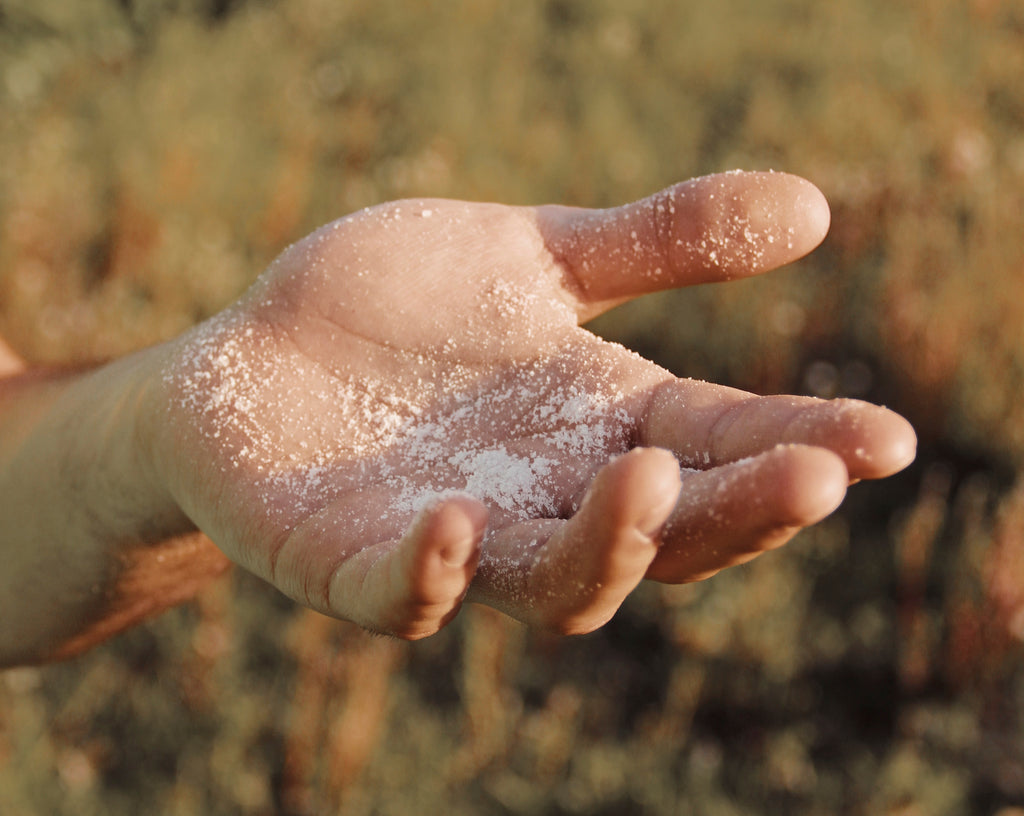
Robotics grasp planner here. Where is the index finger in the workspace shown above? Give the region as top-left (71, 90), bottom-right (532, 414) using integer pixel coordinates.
top-left (536, 171), bottom-right (831, 321)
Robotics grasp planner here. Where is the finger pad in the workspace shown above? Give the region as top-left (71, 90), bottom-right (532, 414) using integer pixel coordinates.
top-left (710, 171), bottom-right (830, 273)
top-left (770, 446), bottom-right (848, 524)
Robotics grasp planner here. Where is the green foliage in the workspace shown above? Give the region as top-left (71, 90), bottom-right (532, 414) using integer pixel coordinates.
top-left (3, 0), bottom-right (1024, 813)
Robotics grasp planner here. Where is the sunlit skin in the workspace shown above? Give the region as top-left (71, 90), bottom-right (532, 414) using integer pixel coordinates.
top-left (0, 172), bottom-right (915, 665)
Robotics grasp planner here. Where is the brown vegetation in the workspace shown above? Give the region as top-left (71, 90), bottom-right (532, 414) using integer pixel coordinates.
top-left (2, 0), bottom-right (1024, 813)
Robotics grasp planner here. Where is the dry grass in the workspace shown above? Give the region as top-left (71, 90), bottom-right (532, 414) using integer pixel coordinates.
top-left (2, 0), bottom-right (1024, 813)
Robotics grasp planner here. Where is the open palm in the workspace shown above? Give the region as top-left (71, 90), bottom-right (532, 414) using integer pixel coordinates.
top-left (155, 172), bottom-right (915, 639)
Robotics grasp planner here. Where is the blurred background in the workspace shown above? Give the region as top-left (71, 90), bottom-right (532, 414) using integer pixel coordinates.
top-left (1, 0), bottom-right (1023, 813)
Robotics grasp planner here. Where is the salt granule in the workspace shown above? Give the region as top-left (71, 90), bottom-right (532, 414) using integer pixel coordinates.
top-left (168, 311), bottom-right (635, 533)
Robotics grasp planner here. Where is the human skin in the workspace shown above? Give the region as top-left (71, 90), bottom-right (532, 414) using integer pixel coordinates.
top-left (0, 171), bottom-right (916, 667)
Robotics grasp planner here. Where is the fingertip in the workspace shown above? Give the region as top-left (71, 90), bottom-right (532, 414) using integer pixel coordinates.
top-left (380, 495), bottom-right (489, 639)
top-left (738, 171), bottom-right (830, 267)
top-left (799, 401), bottom-right (919, 481)
top-left (596, 447), bottom-right (683, 536)
top-left (771, 445), bottom-right (848, 525)
top-left (536, 170), bottom-right (833, 316)
top-left (632, 447), bottom-right (685, 535)
top-left (435, 493), bottom-right (489, 537)
top-left (862, 411), bottom-right (918, 479)
top-left (641, 170), bottom-right (833, 288)
top-left (798, 176), bottom-right (831, 252)
top-left (428, 494), bottom-right (488, 567)
top-left (645, 444), bottom-right (848, 584)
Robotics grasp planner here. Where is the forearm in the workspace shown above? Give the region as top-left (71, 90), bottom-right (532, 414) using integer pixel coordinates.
top-left (0, 346), bottom-right (229, 667)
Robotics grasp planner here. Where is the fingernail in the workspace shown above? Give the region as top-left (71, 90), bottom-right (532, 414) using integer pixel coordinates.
top-left (441, 536), bottom-right (479, 568)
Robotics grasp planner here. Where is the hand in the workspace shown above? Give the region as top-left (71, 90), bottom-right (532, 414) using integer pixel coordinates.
top-left (152, 171), bottom-right (915, 639)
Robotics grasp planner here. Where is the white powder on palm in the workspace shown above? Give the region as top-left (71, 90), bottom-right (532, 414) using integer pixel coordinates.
top-left (169, 311), bottom-right (635, 530)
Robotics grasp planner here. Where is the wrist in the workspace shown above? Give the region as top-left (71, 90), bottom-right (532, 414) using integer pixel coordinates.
top-left (13, 343), bottom-right (199, 547)
top-left (101, 342), bottom-right (199, 542)
top-left (0, 344), bottom-right (200, 665)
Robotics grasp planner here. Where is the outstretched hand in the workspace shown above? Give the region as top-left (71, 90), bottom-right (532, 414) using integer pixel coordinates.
top-left (151, 172), bottom-right (915, 639)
